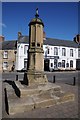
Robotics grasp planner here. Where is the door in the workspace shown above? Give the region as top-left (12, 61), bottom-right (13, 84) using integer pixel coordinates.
top-left (54, 59), bottom-right (58, 69)
top-left (44, 59), bottom-right (49, 71)
top-left (24, 59), bottom-right (27, 69)
top-left (62, 60), bottom-right (65, 68)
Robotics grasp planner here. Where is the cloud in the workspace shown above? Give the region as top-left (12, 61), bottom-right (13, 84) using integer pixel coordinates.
top-left (0, 22), bottom-right (7, 28)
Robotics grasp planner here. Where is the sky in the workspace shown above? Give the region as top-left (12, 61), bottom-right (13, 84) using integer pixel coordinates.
top-left (2, 2), bottom-right (78, 41)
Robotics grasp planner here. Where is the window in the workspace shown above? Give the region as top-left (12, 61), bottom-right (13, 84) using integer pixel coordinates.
top-left (3, 62), bottom-right (8, 70)
top-left (58, 62), bottom-right (62, 67)
top-left (78, 48), bottom-right (80, 57)
top-left (24, 59), bottom-right (27, 69)
top-left (66, 63), bottom-right (69, 67)
top-left (54, 47), bottom-right (58, 55)
top-left (62, 60), bottom-right (65, 68)
top-left (37, 43), bottom-right (40, 47)
top-left (54, 59), bottom-right (58, 69)
top-left (70, 60), bottom-right (73, 67)
top-left (3, 51), bottom-right (8, 59)
top-left (62, 48), bottom-right (66, 56)
top-left (24, 45), bottom-right (28, 54)
top-left (70, 49), bottom-right (73, 57)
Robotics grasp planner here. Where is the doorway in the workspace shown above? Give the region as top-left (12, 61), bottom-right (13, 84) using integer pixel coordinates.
top-left (44, 59), bottom-right (49, 71)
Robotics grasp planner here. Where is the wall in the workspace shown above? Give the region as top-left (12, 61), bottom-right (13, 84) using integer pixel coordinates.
top-left (1, 50), bottom-right (16, 72)
top-left (16, 43), bottom-right (28, 71)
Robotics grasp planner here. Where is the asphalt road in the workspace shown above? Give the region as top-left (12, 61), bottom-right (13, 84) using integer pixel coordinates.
top-left (1, 71), bottom-right (79, 85)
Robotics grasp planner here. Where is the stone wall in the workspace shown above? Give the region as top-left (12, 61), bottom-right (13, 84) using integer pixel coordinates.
top-left (0, 50), bottom-right (16, 72)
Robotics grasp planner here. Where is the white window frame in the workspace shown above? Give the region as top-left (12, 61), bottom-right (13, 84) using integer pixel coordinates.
top-left (70, 49), bottom-right (73, 57)
top-left (24, 45), bottom-right (28, 55)
top-left (3, 62), bottom-right (8, 70)
top-left (3, 51), bottom-right (8, 59)
top-left (62, 48), bottom-right (66, 56)
top-left (54, 47), bottom-right (58, 55)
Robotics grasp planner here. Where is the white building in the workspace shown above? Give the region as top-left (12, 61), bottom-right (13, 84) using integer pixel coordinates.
top-left (16, 36), bottom-right (29, 71)
top-left (16, 35), bottom-right (79, 71)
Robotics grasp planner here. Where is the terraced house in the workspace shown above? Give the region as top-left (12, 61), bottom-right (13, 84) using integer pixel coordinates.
top-left (0, 36), bottom-right (17, 72)
top-left (0, 34), bottom-right (80, 72)
top-left (16, 33), bottom-right (80, 72)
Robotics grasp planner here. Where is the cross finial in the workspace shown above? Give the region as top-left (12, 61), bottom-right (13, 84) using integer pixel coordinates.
top-left (35, 8), bottom-right (39, 18)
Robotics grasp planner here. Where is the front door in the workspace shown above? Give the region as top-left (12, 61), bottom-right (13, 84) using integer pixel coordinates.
top-left (62, 60), bottom-right (65, 68)
top-left (44, 59), bottom-right (49, 71)
top-left (24, 60), bottom-right (27, 69)
top-left (54, 59), bottom-right (58, 69)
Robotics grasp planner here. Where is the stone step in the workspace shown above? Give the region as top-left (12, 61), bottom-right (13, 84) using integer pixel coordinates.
top-left (5, 83), bottom-right (74, 115)
top-left (15, 81), bottom-right (62, 97)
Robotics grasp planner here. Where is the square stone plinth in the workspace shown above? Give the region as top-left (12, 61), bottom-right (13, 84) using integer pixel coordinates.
top-left (4, 81), bottom-right (74, 115)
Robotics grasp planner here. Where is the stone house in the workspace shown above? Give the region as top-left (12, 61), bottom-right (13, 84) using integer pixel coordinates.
top-left (0, 40), bottom-right (17, 72)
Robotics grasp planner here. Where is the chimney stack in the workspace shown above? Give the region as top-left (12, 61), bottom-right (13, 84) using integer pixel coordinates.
top-left (74, 34), bottom-right (80, 44)
top-left (0, 36), bottom-right (5, 42)
top-left (18, 32), bottom-right (22, 38)
top-left (43, 31), bottom-right (46, 40)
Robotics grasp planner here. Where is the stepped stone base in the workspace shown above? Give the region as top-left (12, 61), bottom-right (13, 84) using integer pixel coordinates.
top-left (4, 81), bottom-right (75, 115)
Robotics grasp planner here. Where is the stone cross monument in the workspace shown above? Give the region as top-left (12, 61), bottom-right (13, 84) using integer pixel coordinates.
top-left (4, 8), bottom-right (74, 115)
top-left (27, 8), bottom-right (47, 85)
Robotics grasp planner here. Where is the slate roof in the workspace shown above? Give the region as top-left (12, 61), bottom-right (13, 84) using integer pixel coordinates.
top-left (0, 36), bottom-right (78, 50)
top-left (18, 36), bottom-right (29, 44)
top-left (0, 40), bottom-right (17, 50)
top-left (18, 36), bottom-right (78, 48)
top-left (44, 38), bottom-right (78, 48)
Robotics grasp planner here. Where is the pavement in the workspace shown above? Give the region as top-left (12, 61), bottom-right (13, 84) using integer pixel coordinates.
top-left (2, 82), bottom-right (79, 119)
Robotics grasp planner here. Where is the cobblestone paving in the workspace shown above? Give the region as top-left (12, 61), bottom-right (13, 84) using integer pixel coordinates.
top-left (2, 82), bottom-right (79, 119)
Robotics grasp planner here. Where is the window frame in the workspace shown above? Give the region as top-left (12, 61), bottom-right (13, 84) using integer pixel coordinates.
top-left (62, 60), bottom-right (65, 68)
top-left (54, 47), bottom-right (58, 55)
top-left (3, 51), bottom-right (8, 59)
top-left (62, 48), bottom-right (66, 56)
top-left (3, 62), bottom-right (8, 70)
top-left (70, 49), bottom-right (73, 57)
top-left (51, 63), bottom-right (53, 67)
top-left (70, 60), bottom-right (73, 68)
top-left (24, 45), bottom-right (28, 55)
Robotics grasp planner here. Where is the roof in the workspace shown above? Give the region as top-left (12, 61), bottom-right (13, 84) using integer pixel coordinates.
top-left (18, 36), bottom-right (78, 48)
top-left (0, 36), bottom-right (78, 50)
top-left (18, 36), bottom-right (29, 44)
top-left (44, 38), bottom-right (78, 48)
top-left (29, 17), bottom-right (44, 26)
top-left (0, 40), bottom-right (17, 50)
top-left (30, 18), bottom-right (43, 23)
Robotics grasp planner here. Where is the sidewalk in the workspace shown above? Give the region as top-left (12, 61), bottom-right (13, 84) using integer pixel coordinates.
top-left (2, 82), bottom-right (78, 118)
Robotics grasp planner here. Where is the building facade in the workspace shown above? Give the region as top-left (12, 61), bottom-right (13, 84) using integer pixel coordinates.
top-left (0, 34), bottom-right (79, 72)
top-left (0, 40), bottom-right (17, 72)
top-left (16, 35), bottom-right (79, 71)
top-left (15, 35), bottom-right (29, 71)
